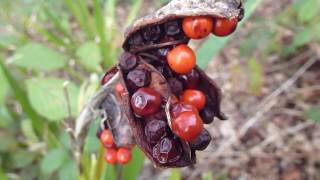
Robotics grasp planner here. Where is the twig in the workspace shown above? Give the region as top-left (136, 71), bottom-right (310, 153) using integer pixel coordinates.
top-left (266, 50), bottom-right (313, 73)
top-left (213, 56), bottom-right (319, 157)
top-left (249, 121), bottom-right (313, 154)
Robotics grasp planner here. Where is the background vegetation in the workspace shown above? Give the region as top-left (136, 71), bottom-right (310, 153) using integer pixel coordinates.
top-left (0, 0), bottom-right (319, 179)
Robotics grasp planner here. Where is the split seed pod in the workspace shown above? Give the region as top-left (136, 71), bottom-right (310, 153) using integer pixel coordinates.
top-left (75, 0), bottom-right (244, 168)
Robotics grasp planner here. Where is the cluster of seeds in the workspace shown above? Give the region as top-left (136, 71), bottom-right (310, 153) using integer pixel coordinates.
top-left (97, 128), bottom-right (132, 165)
top-left (99, 15), bottom-right (238, 166)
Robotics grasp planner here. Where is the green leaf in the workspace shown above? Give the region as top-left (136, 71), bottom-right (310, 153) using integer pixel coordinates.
top-left (0, 60), bottom-right (44, 136)
top-left (0, 34), bottom-right (20, 49)
top-left (0, 131), bottom-right (17, 152)
top-left (0, 66), bottom-right (9, 105)
top-left (58, 161), bottom-right (78, 180)
top-left (21, 119), bottom-right (39, 143)
top-left (9, 43), bottom-right (66, 71)
top-left (76, 42), bottom-right (102, 71)
top-left (0, 168), bottom-right (7, 180)
top-left (20, 165), bottom-right (40, 180)
top-left (84, 121), bottom-right (100, 153)
top-left (102, 164), bottom-right (116, 180)
top-left (41, 148), bottom-right (67, 175)
top-left (169, 169), bottom-right (181, 180)
top-left (292, 29), bottom-right (313, 48)
top-left (0, 106), bottom-right (12, 128)
top-left (313, 23), bottom-right (320, 43)
top-left (297, 0), bottom-right (318, 24)
top-left (247, 58), bottom-right (264, 96)
top-left (122, 147), bottom-right (145, 180)
top-left (59, 132), bottom-right (72, 150)
top-left (26, 77), bottom-right (80, 121)
top-left (197, 0), bottom-right (263, 68)
top-left (306, 105), bottom-right (320, 123)
top-left (10, 150), bottom-right (36, 169)
top-left (202, 172), bottom-right (213, 180)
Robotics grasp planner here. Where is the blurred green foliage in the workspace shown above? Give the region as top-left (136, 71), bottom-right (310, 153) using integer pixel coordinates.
top-left (0, 0), bottom-right (146, 179)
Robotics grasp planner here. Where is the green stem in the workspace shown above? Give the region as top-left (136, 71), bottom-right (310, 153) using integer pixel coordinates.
top-left (93, 145), bottom-right (105, 180)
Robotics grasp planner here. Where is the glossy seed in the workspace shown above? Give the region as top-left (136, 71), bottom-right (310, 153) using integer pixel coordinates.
top-left (189, 129), bottom-right (212, 150)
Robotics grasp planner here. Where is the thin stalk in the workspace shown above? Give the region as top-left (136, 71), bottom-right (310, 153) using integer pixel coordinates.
top-left (93, 145), bottom-right (105, 180)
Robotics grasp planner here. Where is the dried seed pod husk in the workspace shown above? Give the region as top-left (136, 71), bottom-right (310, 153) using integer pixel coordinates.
top-left (76, 0), bottom-right (243, 169)
top-left (123, 0), bottom-right (243, 50)
top-left (196, 66), bottom-right (227, 120)
top-left (99, 69), bottom-right (136, 147)
top-left (121, 59), bottom-right (195, 167)
top-left (75, 66), bottom-right (135, 152)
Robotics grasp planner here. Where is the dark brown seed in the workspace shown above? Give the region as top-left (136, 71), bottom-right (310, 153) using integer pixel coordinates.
top-left (189, 129), bottom-right (211, 151)
top-left (153, 137), bottom-right (182, 164)
top-left (119, 52), bottom-right (138, 71)
top-left (146, 110), bottom-right (167, 122)
top-left (179, 69), bottom-right (200, 89)
top-left (142, 25), bottom-right (164, 42)
top-left (156, 65), bottom-right (173, 78)
top-left (168, 78), bottom-right (183, 95)
top-left (145, 120), bottom-right (168, 144)
top-left (164, 21), bottom-right (181, 36)
top-left (200, 108), bottom-right (215, 124)
top-left (127, 69), bottom-right (151, 90)
top-left (128, 32), bottom-right (144, 46)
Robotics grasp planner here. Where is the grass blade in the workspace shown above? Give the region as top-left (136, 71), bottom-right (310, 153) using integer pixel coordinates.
top-left (122, 147), bottom-right (145, 180)
top-left (125, 0), bottom-right (143, 27)
top-left (197, 0), bottom-right (263, 68)
top-left (76, 0), bottom-right (95, 37)
top-left (33, 24), bottom-right (67, 47)
top-left (63, 0), bottom-right (94, 39)
top-left (169, 169), bottom-right (181, 180)
top-left (0, 59), bottom-right (43, 136)
top-left (105, 0), bottom-right (116, 35)
top-left (93, 0), bottom-right (115, 67)
top-left (42, 6), bottom-right (74, 42)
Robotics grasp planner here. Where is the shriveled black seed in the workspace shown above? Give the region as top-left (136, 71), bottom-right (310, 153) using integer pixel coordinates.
top-left (142, 25), bottom-right (164, 42)
top-left (128, 32), bottom-right (144, 46)
top-left (119, 52), bottom-right (138, 71)
top-left (179, 69), bottom-right (200, 89)
top-left (156, 65), bottom-right (173, 78)
top-left (145, 120), bottom-right (168, 144)
top-left (127, 69), bottom-right (151, 90)
top-left (153, 137), bottom-right (182, 164)
top-left (168, 78), bottom-right (183, 95)
top-left (200, 108), bottom-right (215, 124)
top-left (189, 129), bottom-right (211, 151)
top-left (164, 21), bottom-right (181, 36)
